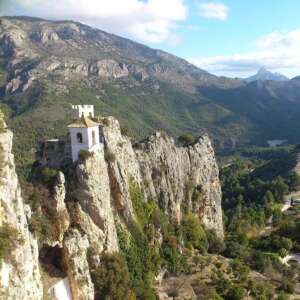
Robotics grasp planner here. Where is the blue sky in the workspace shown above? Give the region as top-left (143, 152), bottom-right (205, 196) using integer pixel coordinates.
top-left (2, 0), bottom-right (300, 77)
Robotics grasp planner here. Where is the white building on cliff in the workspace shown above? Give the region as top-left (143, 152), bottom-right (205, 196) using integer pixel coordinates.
top-left (68, 105), bottom-right (102, 162)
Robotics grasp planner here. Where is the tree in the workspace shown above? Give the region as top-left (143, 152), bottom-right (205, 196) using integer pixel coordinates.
top-left (224, 240), bottom-right (244, 259)
top-left (278, 248), bottom-right (288, 258)
top-left (270, 177), bottom-right (289, 202)
top-left (178, 134), bottom-right (195, 147)
top-left (289, 172), bottom-right (300, 191)
top-left (263, 190), bottom-right (275, 204)
top-left (91, 252), bottom-right (134, 300)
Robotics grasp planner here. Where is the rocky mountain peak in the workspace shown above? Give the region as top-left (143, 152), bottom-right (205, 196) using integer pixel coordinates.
top-left (246, 67), bottom-right (289, 82)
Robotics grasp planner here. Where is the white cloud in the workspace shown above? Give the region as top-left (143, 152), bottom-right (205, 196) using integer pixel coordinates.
top-left (3, 0), bottom-right (187, 44)
top-left (198, 2), bottom-right (229, 21)
top-left (189, 28), bottom-right (300, 78)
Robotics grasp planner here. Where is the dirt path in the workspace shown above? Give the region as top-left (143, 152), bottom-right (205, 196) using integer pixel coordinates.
top-left (281, 253), bottom-right (300, 265)
top-left (282, 192), bottom-right (300, 212)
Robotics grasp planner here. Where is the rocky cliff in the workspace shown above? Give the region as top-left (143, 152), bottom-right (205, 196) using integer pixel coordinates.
top-left (1, 113), bottom-right (223, 299)
top-left (53, 117), bottom-right (223, 298)
top-left (0, 117), bottom-right (43, 299)
top-left (135, 132), bottom-right (223, 234)
top-left (98, 116), bottom-right (223, 236)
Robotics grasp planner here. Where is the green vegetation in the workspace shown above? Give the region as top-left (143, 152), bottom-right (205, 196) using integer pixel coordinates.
top-left (181, 213), bottom-right (208, 251)
top-left (0, 223), bottom-right (23, 262)
top-left (90, 252), bottom-right (134, 300)
top-left (221, 160), bottom-right (289, 238)
top-left (117, 180), bottom-right (228, 299)
top-left (221, 158), bottom-right (300, 297)
top-left (104, 149), bottom-right (116, 163)
top-left (79, 149), bottom-right (93, 162)
top-left (23, 183), bottom-right (57, 242)
top-left (178, 133), bottom-right (195, 147)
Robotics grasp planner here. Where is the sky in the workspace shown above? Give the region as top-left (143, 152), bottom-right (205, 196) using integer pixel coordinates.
top-left (1, 0), bottom-right (300, 78)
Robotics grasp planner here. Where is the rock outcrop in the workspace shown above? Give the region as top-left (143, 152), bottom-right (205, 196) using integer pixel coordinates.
top-left (56, 117), bottom-right (223, 298)
top-left (0, 119), bottom-right (43, 299)
top-left (0, 112), bottom-right (223, 299)
top-left (99, 117), bottom-right (223, 237)
top-left (135, 133), bottom-right (223, 236)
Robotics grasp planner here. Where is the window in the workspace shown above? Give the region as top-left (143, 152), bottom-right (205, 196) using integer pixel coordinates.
top-left (92, 130), bottom-right (96, 145)
top-left (77, 132), bottom-right (83, 143)
top-left (89, 112), bottom-right (92, 117)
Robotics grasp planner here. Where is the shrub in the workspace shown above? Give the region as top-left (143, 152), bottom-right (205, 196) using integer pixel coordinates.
top-left (226, 285), bottom-right (247, 300)
top-left (192, 280), bottom-right (223, 300)
top-left (248, 279), bottom-right (274, 299)
top-left (223, 239), bottom-right (244, 259)
top-left (250, 251), bottom-right (272, 272)
top-left (28, 211), bottom-right (54, 241)
top-left (0, 224), bottom-right (23, 262)
top-left (117, 223), bottom-right (159, 299)
top-left (178, 134), bottom-right (195, 147)
top-left (161, 235), bottom-right (187, 274)
top-left (91, 252), bottom-right (134, 300)
top-left (79, 149), bottom-right (93, 162)
top-left (40, 167), bottom-right (59, 187)
top-left (181, 213), bottom-right (208, 251)
top-left (207, 229), bottom-right (225, 254)
top-left (279, 248), bottom-right (288, 258)
top-left (120, 124), bottom-right (130, 136)
top-left (276, 292), bottom-right (290, 300)
top-left (230, 259), bottom-right (250, 282)
top-left (105, 149), bottom-right (116, 163)
top-left (281, 278), bottom-right (295, 294)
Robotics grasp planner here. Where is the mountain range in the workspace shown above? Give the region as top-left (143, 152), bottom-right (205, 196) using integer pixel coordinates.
top-left (1, 16), bottom-right (300, 171)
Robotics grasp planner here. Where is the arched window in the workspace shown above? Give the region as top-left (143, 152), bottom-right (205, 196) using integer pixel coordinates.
top-left (77, 132), bottom-right (83, 143)
top-left (92, 130), bottom-right (96, 145)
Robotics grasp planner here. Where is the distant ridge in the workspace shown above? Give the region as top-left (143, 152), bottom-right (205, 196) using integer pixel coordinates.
top-left (245, 67), bottom-right (289, 83)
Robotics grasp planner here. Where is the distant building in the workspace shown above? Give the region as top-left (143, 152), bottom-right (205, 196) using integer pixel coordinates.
top-left (71, 105), bottom-right (94, 119)
top-left (36, 104), bottom-right (104, 166)
top-left (68, 115), bottom-right (102, 162)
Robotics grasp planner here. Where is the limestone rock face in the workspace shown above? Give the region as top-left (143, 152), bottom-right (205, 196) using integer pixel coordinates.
top-left (61, 149), bottom-right (119, 297)
top-left (75, 149), bottom-right (118, 252)
top-left (90, 60), bottom-right (129, 78)
top-left (100, 117), bottom-right (141, 221)
top-left (43, 171), bottom-right (70, 247)
top-left (0, 126), bottom-right (43, 299)
top-left (96, 117), bottom-right (223, 237)
top-left (135, 133), bottom-right (223, 237)
top-left (63, 228), bottom-right (95, 300)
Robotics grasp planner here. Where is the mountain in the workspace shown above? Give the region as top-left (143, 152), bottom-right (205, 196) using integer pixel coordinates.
top-left (245, 67), bottom-right (289, 83)
top-left (0, 16), bottom-right (300, 172)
